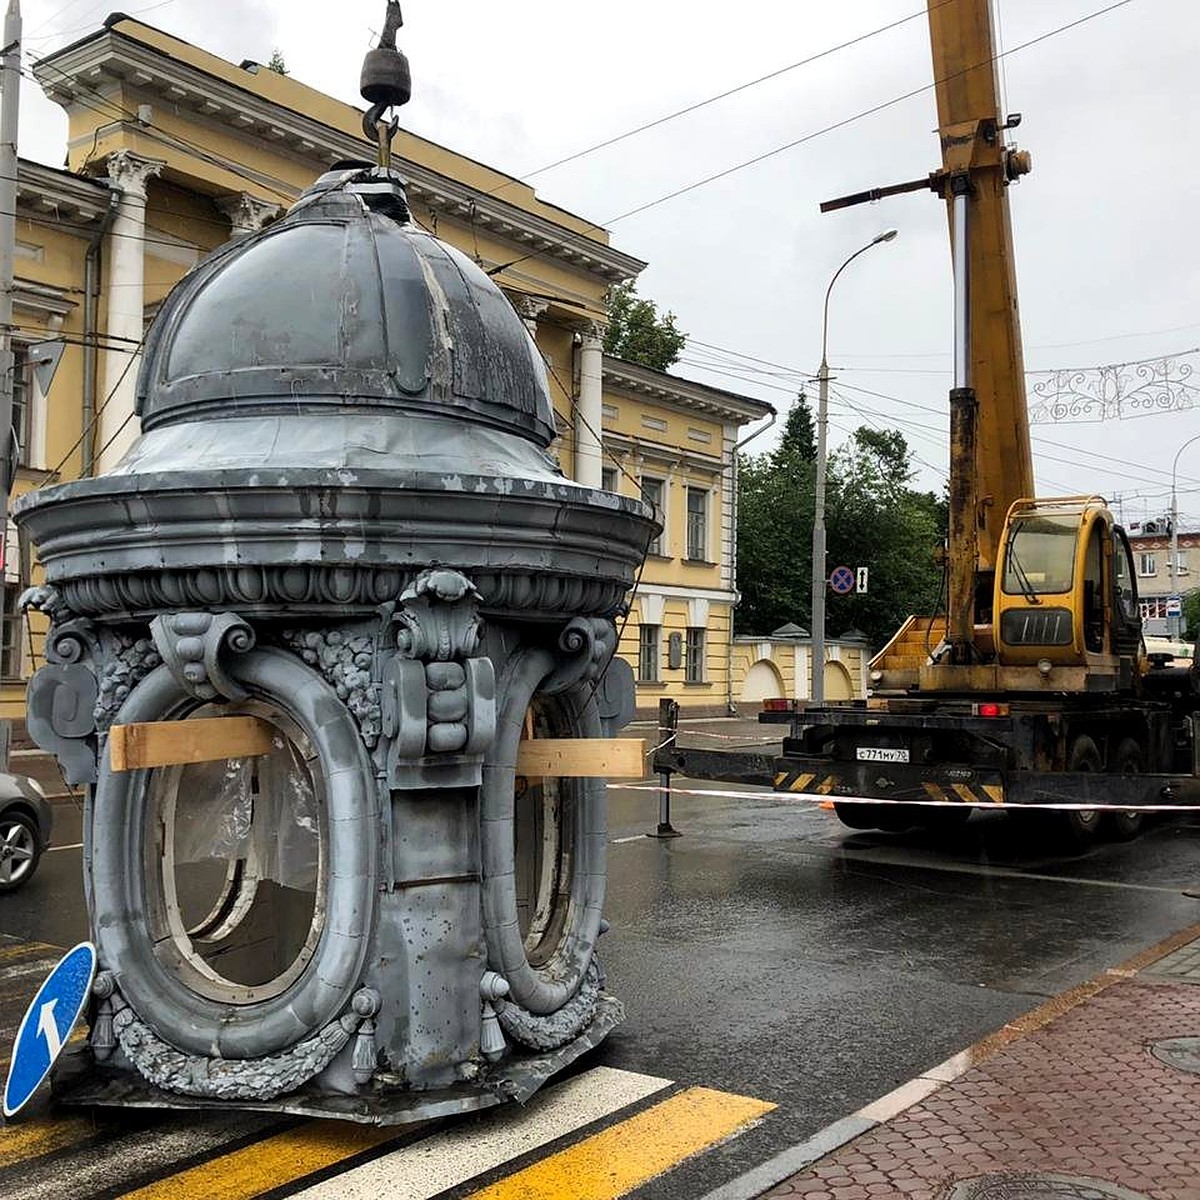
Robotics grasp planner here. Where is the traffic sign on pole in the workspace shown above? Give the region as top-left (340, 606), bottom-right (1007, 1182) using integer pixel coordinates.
top-left (1166, 595), bottom-right (1183, 619)
top-left (856, 567), bottom-right (869, 595)
top-left (3, 942), bottom-right (96, 1117)
top-left (829, 565), bottom-right (856, 596)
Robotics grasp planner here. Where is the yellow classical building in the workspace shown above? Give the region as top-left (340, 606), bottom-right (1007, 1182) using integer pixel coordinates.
top-left (1, 14), bottom-right (774, 728)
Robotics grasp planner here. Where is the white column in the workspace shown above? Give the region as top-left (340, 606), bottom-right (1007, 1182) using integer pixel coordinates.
top-left (217, 191), bottom-right (282, 240)
top-left (573, 322), bottom-right (603, 488)
top-left (97, 150), bottom-right (164, 473)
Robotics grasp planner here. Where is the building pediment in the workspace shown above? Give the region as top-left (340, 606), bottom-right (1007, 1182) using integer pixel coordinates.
top-left (603, 357), bottom-right (774, 425)
top-left (15, 160), bottom-right (110, 226)
top-left (35, 27), bottom-right (645, 285)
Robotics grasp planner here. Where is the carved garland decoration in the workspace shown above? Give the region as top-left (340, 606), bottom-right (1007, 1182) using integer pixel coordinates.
top-left (95, 974), bottom-right (382, 1101)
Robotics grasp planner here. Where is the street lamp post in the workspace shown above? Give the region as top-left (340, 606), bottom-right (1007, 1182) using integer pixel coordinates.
top-left (1169, 432), bottom-right (1200, 637)
top-left (810, 229), bottom-right (898, 705)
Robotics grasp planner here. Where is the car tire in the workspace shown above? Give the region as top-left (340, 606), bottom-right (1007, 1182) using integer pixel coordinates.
top-left (0, 810), bottom-right (41, 892)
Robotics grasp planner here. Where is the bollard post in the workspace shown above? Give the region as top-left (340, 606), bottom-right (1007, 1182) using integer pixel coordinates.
top-left (648, 697), bottom-right (682, 839)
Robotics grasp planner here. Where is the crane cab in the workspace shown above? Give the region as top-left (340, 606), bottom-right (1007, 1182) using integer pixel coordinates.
top-left (994, 496), bottom-right (1142, 683)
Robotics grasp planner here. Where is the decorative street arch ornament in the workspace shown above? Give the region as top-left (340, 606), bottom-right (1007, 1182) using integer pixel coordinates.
top-left (14, 21), bottom-right (656, 1123)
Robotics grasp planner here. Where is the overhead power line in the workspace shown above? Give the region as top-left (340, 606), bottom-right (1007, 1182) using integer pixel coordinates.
top-left (489, 0), bottom-right (1135, 280)
top-left (497, 1), bottom-right (948, 190)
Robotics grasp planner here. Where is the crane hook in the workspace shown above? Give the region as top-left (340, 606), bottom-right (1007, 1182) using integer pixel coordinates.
top-left (360, 1), bottom-right (410, 169)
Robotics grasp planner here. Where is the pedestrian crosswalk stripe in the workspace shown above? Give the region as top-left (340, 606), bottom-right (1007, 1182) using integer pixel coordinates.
top-left (0, 1114), bottom-right (100, 1163)
top-left (291, 1066), bottom-right (673, 1199)
top-left (116, 1120), bottom-right (404, 1200)
top-left (0, 1113), bottom-right (283, 1200)
top-left (114, 1067), bottom-right (675, 1200)
top-left (464, 1086), bottom-right (775, 1200)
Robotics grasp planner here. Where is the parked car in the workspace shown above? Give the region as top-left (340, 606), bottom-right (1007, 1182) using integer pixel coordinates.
top-left (0, 774), bottom-right (53, 891)
top-left (1145, 636), bottom-right (1196, 668)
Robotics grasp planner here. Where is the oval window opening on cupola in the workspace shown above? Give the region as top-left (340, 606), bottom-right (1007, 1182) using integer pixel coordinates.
top-left (143, 701), bottom-right (327, 1006)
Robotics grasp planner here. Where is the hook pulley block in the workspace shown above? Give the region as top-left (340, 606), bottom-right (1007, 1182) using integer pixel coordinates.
top-left (360, 45), bottom-right (411, 110)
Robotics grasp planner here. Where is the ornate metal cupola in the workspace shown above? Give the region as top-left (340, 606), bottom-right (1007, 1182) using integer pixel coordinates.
top-left (14, 4), bottom-right (656, 1122)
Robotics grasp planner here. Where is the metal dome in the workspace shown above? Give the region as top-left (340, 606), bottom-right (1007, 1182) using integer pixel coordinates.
top-left (136, 166), bottom-right (557, 448)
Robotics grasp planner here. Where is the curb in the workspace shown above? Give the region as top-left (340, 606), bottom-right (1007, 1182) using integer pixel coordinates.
top-left (701, 917), bottom-right (1200, 1200)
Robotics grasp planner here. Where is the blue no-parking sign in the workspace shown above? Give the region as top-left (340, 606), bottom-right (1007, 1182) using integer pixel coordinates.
top-left (829, 565), bottom-right (856, 596)
top-left (3, 942), bottom-right (96, 1117)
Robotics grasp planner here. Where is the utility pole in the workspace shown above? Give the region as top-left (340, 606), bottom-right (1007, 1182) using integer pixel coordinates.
top-left (810, 230), bottom-right (897, 705)
top-left (0, 0), bottom-right (21, 566)
top-left (1170, 433), bottom-right (1200, 638)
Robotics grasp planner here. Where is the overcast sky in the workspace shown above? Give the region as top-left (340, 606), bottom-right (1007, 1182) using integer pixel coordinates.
top-left (16, 0), bottom-right (1200, 527)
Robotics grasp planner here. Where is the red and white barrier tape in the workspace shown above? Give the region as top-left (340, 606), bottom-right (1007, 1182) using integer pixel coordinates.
top-left (613, 781), bottom-right (1200, 813)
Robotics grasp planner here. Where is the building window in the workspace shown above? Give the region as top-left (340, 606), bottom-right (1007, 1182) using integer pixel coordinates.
top-left (0, 584), bottom-right (24, 680)
top-left (601, 466), bottom-right (617, 492)
top-left (641, 477), bottom-right (665, 556)
top-left (686, 487), bottom-right (708, 561)
top-left (11, 344), bottom-right (31, 467)
top-left (685, 627), bottom-right (705, 683)
top-left (1138, 553), bottom-right (1157, 577)
top-left (638, 624), bottom-right (660, 683)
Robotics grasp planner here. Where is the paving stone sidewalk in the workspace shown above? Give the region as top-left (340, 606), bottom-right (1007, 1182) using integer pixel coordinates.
top-left (764, 946), bottom-right (1200, 1199)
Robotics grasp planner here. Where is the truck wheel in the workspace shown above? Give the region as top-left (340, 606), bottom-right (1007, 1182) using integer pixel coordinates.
top-left (833, 802), bottom-right (918, 833)
top-left (1048, 734), bottom-right (1103, 851)
top-left (1104, 738), bottom-right (1144, 841)
top-left (920, 805), bottom-right (972, 831)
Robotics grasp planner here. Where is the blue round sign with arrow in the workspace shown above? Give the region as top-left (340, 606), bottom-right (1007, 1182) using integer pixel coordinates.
top-left (3, 942), bottom-right (96, 1117)
top-left (829, 565), bottom-right (856, 596)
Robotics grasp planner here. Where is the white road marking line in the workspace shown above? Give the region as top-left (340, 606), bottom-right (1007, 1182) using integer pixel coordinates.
top-left (612, 835), bottom-right (647, 844)
top-left (835, 846), bottom-right (1191, 895)
top-left (289, 1066), bottom-right (673, 1200)
top-left (47, 843), bottom-right (83, 853)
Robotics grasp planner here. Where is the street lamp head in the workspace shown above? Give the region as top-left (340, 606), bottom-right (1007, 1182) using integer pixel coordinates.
top-left (873, 228), bottom-right (899, 244)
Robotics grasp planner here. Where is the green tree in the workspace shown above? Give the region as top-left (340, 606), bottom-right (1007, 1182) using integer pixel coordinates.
top-left (735, 396), bottom-right (818, 637)
top-left (268, 49), bottom-right (289, 75)
top-left (774, 391), bottom-right (817, 465)
top-left (736, 421), bottom-right (946, 648)
top-left (603, 281), bottom-right (686, 371)
top-left (1183, 589), bottom-right (1200, 640)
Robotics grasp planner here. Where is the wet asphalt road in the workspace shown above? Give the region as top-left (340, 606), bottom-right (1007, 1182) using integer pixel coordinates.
top-left (597, 721), bottom-right (1200, 1199)
top-left (5, 727), bottom-right (1200, 1199)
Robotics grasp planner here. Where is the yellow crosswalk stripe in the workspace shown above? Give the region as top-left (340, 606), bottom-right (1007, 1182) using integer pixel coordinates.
top-left (0, 1115), bottom-right (101, 1163)
top-left (115, 1122), bottom-right (404, 1200)
top-left (464, 1086), bottom-right (775, 1200)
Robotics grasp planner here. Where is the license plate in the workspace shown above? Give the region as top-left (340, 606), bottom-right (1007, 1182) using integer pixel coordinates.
top-left (856, 747), bottom-right (910, 763)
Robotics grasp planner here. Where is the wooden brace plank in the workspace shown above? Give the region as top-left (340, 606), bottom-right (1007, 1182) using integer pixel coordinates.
top-left (110, 718), bottom-right (646, 780)
top-left (516, 738), bottom-right (646, 779)
top-left (110, 716), bottom-right (276, 772)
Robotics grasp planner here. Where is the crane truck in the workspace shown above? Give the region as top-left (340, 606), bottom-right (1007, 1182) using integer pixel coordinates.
top-left (654, 0), bottom-right (1200, 849)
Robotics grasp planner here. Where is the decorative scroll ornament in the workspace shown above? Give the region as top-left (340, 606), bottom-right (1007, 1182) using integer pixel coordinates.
top-left (393, 569), bottom-right (483, 661)
top-left (382, 570), bottom-right (496, 787)
top-left (111, 985), bottom-right (381, 1100)
top-left (151, 612), bottom-right (256, 702)
top-left (1028, 352), bottom-right (1196, 425)
top-left (20, 591), bottom-right (102, 784)
top-left (541, 617), bottom-right (619, 695)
